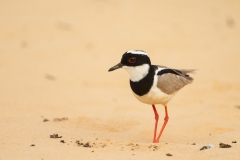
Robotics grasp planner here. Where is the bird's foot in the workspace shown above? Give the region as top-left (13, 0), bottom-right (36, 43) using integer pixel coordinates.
top-left (153, 139), bottom-right (159, 143)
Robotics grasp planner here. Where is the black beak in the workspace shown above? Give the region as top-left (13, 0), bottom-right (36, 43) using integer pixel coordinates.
top-left (108, 63), bottom-right (124, 72)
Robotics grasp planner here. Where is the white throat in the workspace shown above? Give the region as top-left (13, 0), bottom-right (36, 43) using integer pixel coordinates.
top-left (122, 64), bottom-right (150, 82)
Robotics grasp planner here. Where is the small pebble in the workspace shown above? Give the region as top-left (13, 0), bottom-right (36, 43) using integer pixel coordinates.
top-left (60, 140), bottom-right (65, 143)
top-left (43, 119), bottom-right (49, 122)
top-left (54, 117), bottom-right (68, 121)
top-left (166, 153), bottom-right (172, 156)
top-left (200, 146), bottom-right (208, 150)
top-left (200, 144), bottom-right (214, 151)
top-left (207, 144), bottom-right (214, 148)
top-left (219, 143), bottom-right (231, 148)
top-left (83, 142), bottom-right (91, 148)
top-left (31, 144), bottom-right (35, 147)
top-left (232, 141), bottom-right (237, 143)
top-left (50, 134), bottom-right (62, 138)
top-left (75, 140), bottom-right (83, 146)
top-left (192, 143), bottom-right (196, 145)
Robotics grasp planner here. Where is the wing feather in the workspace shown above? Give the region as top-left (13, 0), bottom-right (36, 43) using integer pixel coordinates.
top-left (156, 67), bottom-right (195, 94)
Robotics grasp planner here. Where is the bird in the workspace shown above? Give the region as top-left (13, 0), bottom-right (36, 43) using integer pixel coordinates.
top-left (108, 50), bottom-right (195, 143)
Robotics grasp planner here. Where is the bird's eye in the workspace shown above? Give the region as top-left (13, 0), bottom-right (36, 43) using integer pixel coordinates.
top-left (128, 57), bottom-right (136, 63)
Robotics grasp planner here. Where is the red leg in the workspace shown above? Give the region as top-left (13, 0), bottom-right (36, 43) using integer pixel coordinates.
top-left (156, 106), bottom-right (169, 142)
top-left (152, 104), bottom-right (159, 143)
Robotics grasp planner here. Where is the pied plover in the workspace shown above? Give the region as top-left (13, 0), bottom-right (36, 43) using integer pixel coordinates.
top-left (108, 50), bottom-right (195, 143)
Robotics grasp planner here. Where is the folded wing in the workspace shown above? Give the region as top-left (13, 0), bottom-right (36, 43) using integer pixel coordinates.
top-left (156, 67), bottom-right (195, 94)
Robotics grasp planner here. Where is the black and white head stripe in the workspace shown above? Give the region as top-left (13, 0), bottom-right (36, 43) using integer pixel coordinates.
top-left (121, 50), bottom-right (151, 66)
top-left (126, 50), bottom-right (148, 55)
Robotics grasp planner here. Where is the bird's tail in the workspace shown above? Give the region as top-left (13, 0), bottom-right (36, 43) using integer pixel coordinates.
top-left (179, 69), bottom-right (197, 74)
top-left (175, 69), bottom-right (197, 82)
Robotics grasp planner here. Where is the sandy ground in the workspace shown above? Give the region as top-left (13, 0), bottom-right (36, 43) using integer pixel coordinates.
top-left (1, 0), bottom-right (240, 159)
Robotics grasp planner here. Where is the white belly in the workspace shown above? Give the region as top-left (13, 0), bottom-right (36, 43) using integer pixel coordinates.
top-left (133, 85), bottom-right (175, 105)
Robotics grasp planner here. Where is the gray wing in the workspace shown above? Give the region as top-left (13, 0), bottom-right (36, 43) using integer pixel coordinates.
top-left (156, 67), bottom-right (195, 94)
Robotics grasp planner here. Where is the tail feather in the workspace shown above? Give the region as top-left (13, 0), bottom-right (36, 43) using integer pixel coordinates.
top-left (179, 69), bottom-right (197, 74)
top-left (175, 69), bottom-right (197, 82)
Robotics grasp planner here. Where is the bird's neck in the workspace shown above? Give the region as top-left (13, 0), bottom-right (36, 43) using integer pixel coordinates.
top-left (123, 64), bottom-right (150, 82)
top-left (129, 65), bottom-right (156, 96)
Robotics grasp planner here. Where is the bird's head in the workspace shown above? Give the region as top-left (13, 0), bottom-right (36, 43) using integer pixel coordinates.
top-left (108, 50), bottom-right (151, 82)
